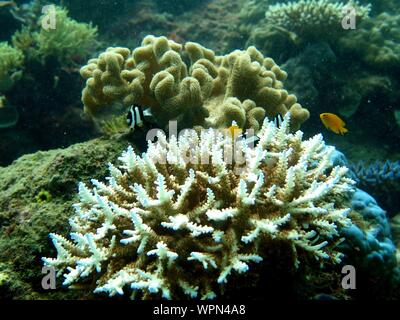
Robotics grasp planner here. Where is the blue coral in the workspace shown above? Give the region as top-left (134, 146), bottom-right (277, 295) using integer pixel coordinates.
top-left (350, 160), bottom-right (400, 186)
top-left (331, 151), bottom-right (398, 280)
top-left (349, 160), bottom-right (400, 215)
top-left (340, 189), bottom-right (396, 269)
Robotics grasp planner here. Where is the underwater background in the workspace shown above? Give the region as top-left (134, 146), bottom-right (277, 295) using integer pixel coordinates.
top-left (0, 0), bottom-right (399, 300)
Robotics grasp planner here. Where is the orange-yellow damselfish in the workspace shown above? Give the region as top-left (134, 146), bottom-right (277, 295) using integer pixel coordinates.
top-left (320, 113), bottom-right (348, 135)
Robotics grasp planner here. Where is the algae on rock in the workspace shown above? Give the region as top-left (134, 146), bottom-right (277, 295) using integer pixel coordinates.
top-left (0, 136), bottom-right (129, 299)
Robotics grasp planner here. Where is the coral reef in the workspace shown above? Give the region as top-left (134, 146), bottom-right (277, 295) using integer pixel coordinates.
top-left (0, 129), bottom-right (396, 300)
top-left (330, 151), bottom-right (400, 297)
top-left (0, 41), bottom-right (23, 92)
top-left (350, 160), bottom-right (400, 215)
top-left (339, 13), bottom-right (400, 70)
top-left (351, 160), bottom-right (400, 187)
top-left (43, 114), bottom-right (354, 299)
top-left (1, 0), bottom-right (399, 301)
top-left (340, 190), bottom-right (399, 292)
top-left (80, 35), bottom-right (309, 132)
top-left (264, 0), bottom-right (371, 42)
top-left (240, 0), bottom-right (372, 62)
top-left (12, 6), bottom-right (98, 67)
top-left (0, 5), bottom-right (101, 165)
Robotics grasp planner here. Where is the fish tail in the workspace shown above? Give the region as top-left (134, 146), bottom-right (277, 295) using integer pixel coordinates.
top-left (340, 127), bottom-right (348, 135)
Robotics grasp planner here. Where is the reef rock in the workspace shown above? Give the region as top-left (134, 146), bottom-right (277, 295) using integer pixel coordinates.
top-left (0, 136), bottom-right (128, 299)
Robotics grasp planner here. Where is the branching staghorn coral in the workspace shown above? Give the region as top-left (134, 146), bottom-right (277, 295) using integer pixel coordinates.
top-left (43, 114), bottom-right (354, 299)
top-left (265, 0), bottom-right (371, 41)
top-left (80, 35), bottom-right (309, 132)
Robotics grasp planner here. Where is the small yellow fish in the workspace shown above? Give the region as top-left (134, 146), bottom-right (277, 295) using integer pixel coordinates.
top-left (225, 121), bottom-right (243, 140)
top-left (320, 113), bottom-right (348, 135)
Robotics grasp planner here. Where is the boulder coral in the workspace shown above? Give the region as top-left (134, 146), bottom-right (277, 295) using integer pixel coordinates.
top-left (43, 114), bottom-right (354, 299)
top-left (80, 35), bottom-right (309, 132)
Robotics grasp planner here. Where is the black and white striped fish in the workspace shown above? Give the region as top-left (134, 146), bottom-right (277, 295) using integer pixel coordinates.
top-left (126, 104), bottom-right (155, 131)
top-left (273, 113), bottom-right (284, 128)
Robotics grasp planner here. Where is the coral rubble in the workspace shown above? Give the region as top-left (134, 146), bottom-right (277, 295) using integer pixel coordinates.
top-left (43, 114), bottom-right (354, 299)
top-left (80, 35), bottom-right (309, 132)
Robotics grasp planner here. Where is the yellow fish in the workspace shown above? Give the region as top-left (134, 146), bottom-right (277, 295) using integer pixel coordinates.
top-left (320, 113), bottom-right (348, 135)
top-left (226, 121), bottom-right (243, 140)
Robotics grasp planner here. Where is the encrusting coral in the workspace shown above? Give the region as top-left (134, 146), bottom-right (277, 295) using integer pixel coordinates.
top-left (80, 35), bottom-right (309, 132)
top-left (43, 113), bottom-right (355, 299)
top-left (264, 0), bottom-right (371, 41)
